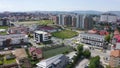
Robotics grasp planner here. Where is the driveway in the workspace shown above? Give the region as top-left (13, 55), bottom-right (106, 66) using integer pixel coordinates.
top-left (75, 59), bottom-right (89, 68)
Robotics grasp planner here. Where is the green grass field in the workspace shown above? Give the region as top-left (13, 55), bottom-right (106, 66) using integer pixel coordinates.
top-left (0, 32), bottom-right (7, 35)
top-left (0, 60), bottom-right (3, 65)
top-left (0, 26), bottom-right (8, 35)
top-left (38, 20), bottom-right (53, 25)
top-left (43, 46), bottom-right (73, 59)
top-left (18, 20), bottom-right (54, 25)
top-left (4, 59), bottom-right (16, 65)
top-left (0, 26), bottom-right (9, 29)
top-left (52, 30), bottom-right (78, 39)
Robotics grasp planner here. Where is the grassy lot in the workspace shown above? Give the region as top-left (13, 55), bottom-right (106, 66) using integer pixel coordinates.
top-left (0, 26), bottom-right (9, 29)
top-left (18, 20), bottom-right (54, 25)
top-left (4, 58), bottom-right (16, 65)
top-left (0, 26), bottom-right (8, 35)
top-left (43, 46), bottom-right (73, 59)
top-left (0, 32), bottom-right (7, 35)
top-left (52, 30), bottom-right (78, 39)
top-left (0, 60), bottom-right (3, 65)
top-left (38, 20), bottom-right (53, 25)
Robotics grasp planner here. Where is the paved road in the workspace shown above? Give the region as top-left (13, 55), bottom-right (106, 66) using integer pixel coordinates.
top-left (29, 39), bottom-right (45, 48)
top-left (90, 49), bottom-right (110, 65)
top-left (75, 59), bottom-right (89, 68)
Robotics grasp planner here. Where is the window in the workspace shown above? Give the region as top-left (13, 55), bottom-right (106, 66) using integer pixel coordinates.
top-left (48, 66), bottom-right (52, 68)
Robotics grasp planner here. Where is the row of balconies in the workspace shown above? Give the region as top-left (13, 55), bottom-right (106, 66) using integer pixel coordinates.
top-left (80, 36), bottom-right (105, 42)
top-left (81, 39), bottom-right (104, 47)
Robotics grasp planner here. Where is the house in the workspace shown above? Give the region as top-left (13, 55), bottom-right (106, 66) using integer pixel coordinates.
top-left (0, 18), bottom-right (10, 26)
top-left (109, 50), bottom-right (120, 68)
top-left (19, 58), bottom-right (32, 68)
top-left (36, 54), bottom-right (69, 68)
top-left (29, 47), bottom-right (42, 59)
top-left (88, 29), bottom-right (97, 34)
top-left (34, 31), bottom-right (51, 43)
top-left (5, 54), bottom-right (16, 60)
top-left (99, 30), bottom-right (109, 35)
top-left (8, 26), bottom-right (29, 34)
top-left (0, 34), bottom-right (28, 47)
top-left (80, 33), bottom-right (106, 48)
top-left (111, 30), bottom-right (120, 50)
top-left (38, 26), bottom-right (57, 33)
top-left (88, 29), bottom-right (109, 35)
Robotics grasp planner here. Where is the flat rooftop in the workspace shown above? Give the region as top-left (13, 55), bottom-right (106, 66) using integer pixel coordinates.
top-left (35, 31), bottom-right (48, 34)
top-left (36, 54), bottom-right (64, 67)
top-left (80, 33), bottom-right (105, 38)
top-left (0, 34), bottom-right (28, 41)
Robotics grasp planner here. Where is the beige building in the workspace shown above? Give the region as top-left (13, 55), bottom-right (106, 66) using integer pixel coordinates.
top-left (109, 50), bottom-right (120, 68)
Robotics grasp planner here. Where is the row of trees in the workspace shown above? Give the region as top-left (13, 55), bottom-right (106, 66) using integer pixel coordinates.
top-left (66, 44), bottom-right (91, 68)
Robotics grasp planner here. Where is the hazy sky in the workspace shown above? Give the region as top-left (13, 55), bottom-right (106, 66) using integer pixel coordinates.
top-left (0, 0), bottom-right (120, 12)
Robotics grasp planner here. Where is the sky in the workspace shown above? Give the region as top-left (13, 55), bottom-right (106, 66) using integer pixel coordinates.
top-left (0, 0), bottom-right (120, 12)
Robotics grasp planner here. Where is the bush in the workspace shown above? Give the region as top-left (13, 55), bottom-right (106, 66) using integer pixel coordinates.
top-left (63, 50), bottom-right (69, 54)
top-left (89, 56), bottom-right (100, 68)
top-left (83, 50), bottom-right (91, 58)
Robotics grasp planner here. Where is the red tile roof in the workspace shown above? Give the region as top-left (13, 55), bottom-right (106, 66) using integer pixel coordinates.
top-left (114, 30), bottom-right (120, 35)
top-left (99, 30), bottom-right (109, 35)
top-left (29, 47), bottom-right (42, 55)
top-left (110, 50), bottom-right (120, 57)
top-left (114, 35), bottom-right (120, 42)
top-left (88, 30), bottom-right (97, 34)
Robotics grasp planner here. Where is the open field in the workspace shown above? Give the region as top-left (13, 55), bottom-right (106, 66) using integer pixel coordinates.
top-left (52, 30), bottom-right (78, 39)
top-left (18, 20), bottom-right (53, 25)
top-left (0, 32), bottom-right (7, 35)
top-left (43, 46), bottom-right (73, 59)
top-left (0, 26), bottom-right (9, 29)
top-left (4, 59), bottom-right (16, 65)
top-left (0, 26), bottom-right (8, 35)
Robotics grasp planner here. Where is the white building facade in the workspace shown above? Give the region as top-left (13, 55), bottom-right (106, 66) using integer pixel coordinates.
top-left (100, 13), bottom-right (118, 23)
top-left (34, 31), bottom-right (51, 43)
top-left (0, 34), bottom-right (28, 47)
top-left (80, 33), bottom-right (105, 47)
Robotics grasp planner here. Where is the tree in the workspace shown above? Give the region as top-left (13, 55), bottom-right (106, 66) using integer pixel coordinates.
top-left (77, 44), bottom-right (83, 52)
top-left (6, 38), bottom-right (12, 46)
top-left (89, 56), bottom-right (100, 68)
top-left (77, 44), bottom-right (83, 57)
top-left (83, 50), bottom-right (91, 58)
top-left (105, 34), bottom-right (111, 43)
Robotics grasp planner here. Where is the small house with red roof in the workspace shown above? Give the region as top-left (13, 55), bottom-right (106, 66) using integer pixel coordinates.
top-left (29, 47), bottom-right (42, 59)
top-left (88, 29), bottom-right (97, 34)
top-left (111, 30), bottom-right (120, 50)
top-left (99, 30), bottom-right (109, 35)
top-left (8, 26), bottom-right (29, 34)
top-left (114, 29), bottom-right (120, 35)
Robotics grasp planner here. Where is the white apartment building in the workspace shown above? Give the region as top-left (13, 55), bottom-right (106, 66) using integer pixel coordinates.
top-left (80, 33), bottom-right (105, 47)
top-left (100, 13), bottom-right (118, 23)
top-left (34, 31), bottom-right (51, 43)
top-left (0, 34), bottom-right (28, 46)
top-left (36, 54), bottom-right (69, 68)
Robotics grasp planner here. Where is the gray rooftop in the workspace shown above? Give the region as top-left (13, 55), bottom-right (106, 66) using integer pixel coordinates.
top-left (80, 33), bottom-right (105, 39)
top-left (36, 54), bottom-right (66, 67)
top-left (0, 34), bottom-right (28, 41)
